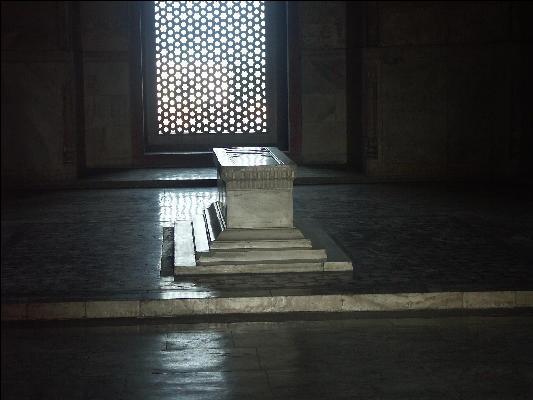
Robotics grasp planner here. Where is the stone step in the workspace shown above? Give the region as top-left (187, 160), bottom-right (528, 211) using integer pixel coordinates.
top-left (197, 248), bottom-right (327, 266)
top-left (209, 238), bottom-right (312, 250)
top-left (174, 260), bottom-right (352, 276)
top-left (174, 221), bottom-right (196, 268)
top-left (216, 227), bottom-right (305, 241)
top-left (174, 262), bottom-right (325, 275)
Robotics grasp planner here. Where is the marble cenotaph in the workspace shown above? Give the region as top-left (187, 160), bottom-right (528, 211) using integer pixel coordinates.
top-left (173, 147), bottom-right (353, 276)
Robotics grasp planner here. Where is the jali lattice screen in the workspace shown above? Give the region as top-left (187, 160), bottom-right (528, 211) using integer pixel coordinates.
top-left (154, 1), bottom-right (267, 135)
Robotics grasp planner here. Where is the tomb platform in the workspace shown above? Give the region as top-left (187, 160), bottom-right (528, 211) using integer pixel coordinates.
top-left (174, 147), bottom-right (353, 276)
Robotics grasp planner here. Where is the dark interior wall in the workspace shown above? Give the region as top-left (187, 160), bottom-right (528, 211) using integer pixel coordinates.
top-left (81, 1), bottom-right (132, 169)
top-left (298, 1), bottom-right (347, 164)
top-left (1, 1), bottom-right (77, 185)
top-left (1, 1), bottom-right (530, 184)
top-left (356, 1), bottom-right (532, 178)
top-left (1, 0), bottom-right (133, 186)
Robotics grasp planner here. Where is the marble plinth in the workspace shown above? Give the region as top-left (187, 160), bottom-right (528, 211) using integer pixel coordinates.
top-left (173, 147), bottom-right (353, 276)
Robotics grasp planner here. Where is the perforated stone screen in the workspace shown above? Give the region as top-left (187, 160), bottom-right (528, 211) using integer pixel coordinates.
top-left (154, 1), bottom-right (267, 135)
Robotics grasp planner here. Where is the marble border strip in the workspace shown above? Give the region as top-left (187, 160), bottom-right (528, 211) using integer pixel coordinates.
top-left (2, 291), bottom-right (532, 321)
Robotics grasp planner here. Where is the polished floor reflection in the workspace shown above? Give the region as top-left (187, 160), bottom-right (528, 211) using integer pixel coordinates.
top-left (159, 190), bottom-right (218, 226)
top-left (2, 313), bottom-right (532, 399)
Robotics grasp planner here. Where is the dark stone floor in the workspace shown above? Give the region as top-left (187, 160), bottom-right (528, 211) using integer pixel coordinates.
top-left (2, 181), bottom-right (532, 303)
top-left (295, 183), bottom-right (533, 294)
top-left (2, 312), bottom-right (533, 399)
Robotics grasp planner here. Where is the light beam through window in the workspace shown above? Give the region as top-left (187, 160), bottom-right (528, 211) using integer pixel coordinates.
top-left (154, 1), bottom-right (267, 135)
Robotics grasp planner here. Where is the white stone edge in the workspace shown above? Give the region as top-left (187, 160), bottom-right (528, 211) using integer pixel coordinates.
top-left (174, 260), bottom-right (350, 275)
top-left (2, 291), bottom-right (532, 321)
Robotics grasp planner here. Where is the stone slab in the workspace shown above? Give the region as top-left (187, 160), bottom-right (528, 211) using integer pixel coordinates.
top-left (272, 295), bottom-right (343, 312)
top-left (209, 238), bottom-right (313, 250)
top-left (27, 302), bottom-right (86, 320)
top-left (342, 292), bottom-right (464, 312)
top-left (463, 291), bottom-right (516, 309)
top-left (174, 220), bottom-right (195, 267)
top-left (217, 227), bottom-right (305, 241)
top-left (192, 214), bottom-right (209, 253)
top-left (516, 291), bottom-right (533, 307)
top-left (174, 262), bottom-right (325, 276)
top-left (213, 147), bottom-right (295, 168)
top-left (2, 291), bottom-right (532, 320)
top-left (197, 249), bottom-right (327, 265)
top-left (139, 298), bottom-right (209, 317)
top-left (210, 296), bottom-right (275, 314)
top-left (225, 189), bottom-right (293, 229)
top-left (324, 261), bottom-right (353, 271)
top-left (86, 300), bottom-right (139, 319)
